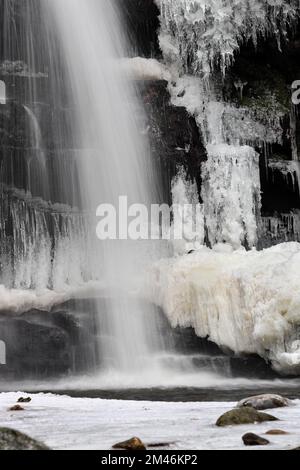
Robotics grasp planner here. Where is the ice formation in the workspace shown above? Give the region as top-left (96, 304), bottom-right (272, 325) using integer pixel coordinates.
top-left (202, 145), bottom-right (261, 248)
top-left (170, 76), bottom-right (285, 148)
top-left (0, 188), bottom-right (96, 291)
top-left (261, 212), bottom-right (300, 245)
top-left (168, 76), bottom-right (262, 248)
top-left (158, 0), bottom-right (299, 77)
top-left (268, 160), bottom-right (300, 197)
top-left (171, 169), bottom-right (204, 254)
top-left (149, 242), bottom-right (300, 375)
top-left (151, 2), bottom-right (300, 375)
top-left (156, 0), bottom-right (297, 248)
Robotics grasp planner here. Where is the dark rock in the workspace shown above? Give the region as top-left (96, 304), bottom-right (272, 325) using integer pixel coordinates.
top-left (242, 433), bottom-right (270, 446)
top-left (229, 355), bottom-right (278, 380)
top-left (148, 442), bottom-right (175, 448)
top-left (237, 394), bottom-right (291, 410)
top-left (139, 80), bottom-right (206, 204)
top-left (229, 29), bottom-right (300, 249)
top-left (17, 397), bottom-right (31, 403)
top-left (8, 405), bottom-right (24, 411)
top-left (0, 308), bottom-right (100, 380)
top-left (216, 407), bottom-right (278, 427)
top-left (265, 429), bottom-right (290, 435)
top-left (112, 437), bottom-right (146, 451)
top-left (119, 0), bottom-right (160, 58)
top-left (0, 428), bottom-right (49, 450)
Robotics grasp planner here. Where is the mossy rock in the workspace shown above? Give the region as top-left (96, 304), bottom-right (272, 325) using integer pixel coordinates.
top-left (216, 407), bottom-right (278, 427)
top-left (112, 437), bottom-right (146, 451)
top-left (0, 428), bottom-right (49, 450)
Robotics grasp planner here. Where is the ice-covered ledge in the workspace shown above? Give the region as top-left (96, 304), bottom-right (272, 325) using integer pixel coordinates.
top-left (120, 57), bottom-right (171, 81)
top-left (148, 242), bottom-right (300, 375)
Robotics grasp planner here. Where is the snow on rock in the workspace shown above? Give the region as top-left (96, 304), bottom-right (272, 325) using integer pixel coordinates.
top-left (237, 394), bottom-right (292, 410)
top-left (0, 281), bottom-right (105, 314)
top-left (148, 242), bottom-right (300, 375)
top-left (120, 57), bottom-right (171, 81)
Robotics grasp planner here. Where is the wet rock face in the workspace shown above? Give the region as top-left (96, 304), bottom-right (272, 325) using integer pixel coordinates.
top-left (139, 80), bottom-right (207, 202)
top-left (0, 307), bottom-right (99, 379)
top-left (119, 0), bottom-right (160, 58)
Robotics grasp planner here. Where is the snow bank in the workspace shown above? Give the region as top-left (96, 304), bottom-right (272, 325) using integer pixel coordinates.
top-left (148, 242), bottom-right (300, 375)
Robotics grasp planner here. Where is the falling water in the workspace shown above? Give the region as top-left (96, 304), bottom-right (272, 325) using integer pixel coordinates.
top-left (43, 0), bottom-right (163, 373)
top-left (23, 105), bottom-right (49, 199)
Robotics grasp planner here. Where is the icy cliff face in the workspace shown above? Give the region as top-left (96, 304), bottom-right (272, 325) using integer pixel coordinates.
top-left (152, 1), bottom-right (300, 374)
top-left (157, 0), bottom-right (300, 248)
top-left (149, 242), bottom-right (300, 375)
top-left (168, 77), bottom-right (262, 248)
top-left (158, 0), bottom-right (299, 77)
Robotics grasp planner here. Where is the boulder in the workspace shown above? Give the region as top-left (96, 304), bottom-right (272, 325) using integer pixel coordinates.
top-left (0, 428), bottom-right (49, 450)
top-left (237, 394), bottom-right (291, 410)
top-left (113, 437), bottom-right (146, 451)
top-left (216, 407), bottom-right (278, 427)
top-left (265, 429), bottom-right (289, 435)
top-left (242, 433), bottom-right (270, 446)
top-left (8, 405), bottom-right (24, 411)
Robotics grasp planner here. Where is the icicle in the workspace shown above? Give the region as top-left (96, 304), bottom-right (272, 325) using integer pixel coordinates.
top-left (290, 104), bottom-right (299, 161)
top-left (158, 0), bottom-right (300, 77)
top-left (171, 168), bottom-right (204, 255)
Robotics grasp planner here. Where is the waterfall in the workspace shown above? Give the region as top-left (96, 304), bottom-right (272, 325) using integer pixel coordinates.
top-left (42, 0), bottom-right (163, 373)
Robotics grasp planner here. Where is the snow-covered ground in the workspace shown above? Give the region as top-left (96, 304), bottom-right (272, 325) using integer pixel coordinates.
top-left (0, 392), bottom-right (300, 450)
